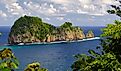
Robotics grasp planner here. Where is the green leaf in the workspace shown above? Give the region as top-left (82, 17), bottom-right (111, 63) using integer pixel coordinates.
top-left (88, 49), bottom-right (100, 57)
top-left (11, 62), bottom-right (18, 69)
top-left (0, 62), bottom-right (7, 68)
top-left (1, 68), bottom-right (11, 71)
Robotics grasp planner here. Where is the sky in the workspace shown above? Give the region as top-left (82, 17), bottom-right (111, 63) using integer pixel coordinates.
top-left (0, 0), bottom-right (120, 26)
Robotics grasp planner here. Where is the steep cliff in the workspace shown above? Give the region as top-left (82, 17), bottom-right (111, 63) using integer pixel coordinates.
top-left (8, 16), bottom-right (93, 45)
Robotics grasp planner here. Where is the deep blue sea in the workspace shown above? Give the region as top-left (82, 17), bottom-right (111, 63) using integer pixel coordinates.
top-left (0, 26), bottom-right (104, 71)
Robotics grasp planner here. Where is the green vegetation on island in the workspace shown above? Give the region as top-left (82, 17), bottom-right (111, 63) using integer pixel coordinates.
top-left (8, 15), bottom-right (94, 45)
top-left (8, 15), bottom-right (56, 44)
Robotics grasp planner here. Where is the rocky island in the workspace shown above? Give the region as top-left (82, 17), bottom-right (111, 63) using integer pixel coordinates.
top-left (86, 30), bottom-right (94, 38)
top-left (8, 15), bottom-right (94, 45)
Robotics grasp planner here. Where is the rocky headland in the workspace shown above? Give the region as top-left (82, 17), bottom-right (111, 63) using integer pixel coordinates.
top-left (8, 15), bottom-right (94, 45)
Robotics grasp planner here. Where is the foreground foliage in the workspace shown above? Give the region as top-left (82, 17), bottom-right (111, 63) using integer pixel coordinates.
top-left (71, 21), bottom-right (121, 71)
top-left (71, 20), bottom-right (121, 71)
top-left (101, 0), bottom-right (121, 61)
top-left (71, 50), bottom-right (121, 71)
top-left (24, 62), bottom-right (48, 71)
top-left (0, 48), bottom-right (48, 71)
top-left (0, 48), bottom-right (19, 71)
top-left (101, 20), bottom-right (121, 60)
top-left (72, 0), bottom-right (121, 70)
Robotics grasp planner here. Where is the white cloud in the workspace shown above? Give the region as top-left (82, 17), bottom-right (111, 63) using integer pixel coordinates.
top-left (51, 0), bottom-right (70, 4)
top-left (0, 0), bottom-right (119, 26)
top-left (0, 0), bottom-right (119, 18)
top-left (76, 0), bottom-right (118, 16)
top-left (49, 0), bottom-right (118, 16)
top-left (77, 9), bottom-right (88, 14)
top-left (45, 17), bottom-right (50, 20)
top-left (0, 10), bottom-right (7, 17)
top-left (57, 17), bottom-right (64, 21)
top-left (79, 0), bottom-right (92, 4)
top-left (24, 1), bottom-right (58, 16)
top-left (1, 0), bottom-right (29, 16)
top-left (6, 3), bottom-right (24, 15)
top-left (102, 0), bottom-right (114, 4)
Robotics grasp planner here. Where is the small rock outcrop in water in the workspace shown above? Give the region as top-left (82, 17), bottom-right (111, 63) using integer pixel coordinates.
top-left (0, 32), bottom-right (2, 36)
top-left (8, 15), bottom-right (94, 45)
top-left (86, 30), bottom-right (94, 38)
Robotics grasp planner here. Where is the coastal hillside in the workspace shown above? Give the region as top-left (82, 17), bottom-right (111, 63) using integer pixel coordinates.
top-left (8, 15), bottom-right (94, 45)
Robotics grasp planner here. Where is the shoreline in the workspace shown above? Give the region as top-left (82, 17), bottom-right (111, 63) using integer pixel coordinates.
top-left (8, 37), bottom-right (101, 46)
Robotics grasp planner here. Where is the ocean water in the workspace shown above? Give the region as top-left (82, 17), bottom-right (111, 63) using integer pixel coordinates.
top-left (0, 26), bottom-right (104, 71)
top-left (0, 26), bottom-right (11, 45)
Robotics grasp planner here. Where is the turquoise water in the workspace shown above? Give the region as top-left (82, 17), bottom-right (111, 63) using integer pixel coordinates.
top-left (0, 26), bottom-right (103, 71)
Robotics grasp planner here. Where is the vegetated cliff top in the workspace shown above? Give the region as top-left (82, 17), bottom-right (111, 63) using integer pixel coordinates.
top-left (8, 15), bottom-right (94, 45)
top-left (9, 15), bottom-right (56, 40)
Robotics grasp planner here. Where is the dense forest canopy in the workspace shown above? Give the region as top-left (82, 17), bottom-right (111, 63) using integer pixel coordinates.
top-left (9, 15), bottom-right (55, 40)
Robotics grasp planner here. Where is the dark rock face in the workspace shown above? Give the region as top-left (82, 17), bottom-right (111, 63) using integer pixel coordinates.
top-left (8, 16), bottom-right (94, 45)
